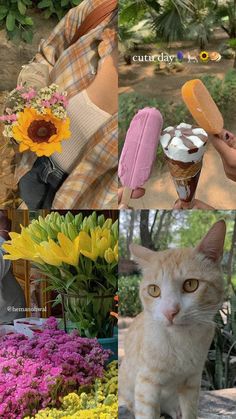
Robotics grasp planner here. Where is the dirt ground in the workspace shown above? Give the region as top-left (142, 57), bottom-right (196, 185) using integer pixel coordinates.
top-left (129, 143), bottom-right (236, 210)
top-left (119, 31), bottom-right (236, 210)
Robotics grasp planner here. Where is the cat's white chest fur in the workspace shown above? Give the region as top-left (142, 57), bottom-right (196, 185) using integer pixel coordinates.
top-left (143, 315), bottom-right (215, 385)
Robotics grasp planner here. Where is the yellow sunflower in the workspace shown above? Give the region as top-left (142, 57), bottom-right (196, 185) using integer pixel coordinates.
top-left (12, 108), bottom-right (71, 157)
top-left (199, 51), bottom-right (209, 62)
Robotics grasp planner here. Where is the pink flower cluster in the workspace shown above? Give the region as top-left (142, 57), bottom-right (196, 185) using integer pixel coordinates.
top-left (0, 114), bottom-right (17, 123)
top-left (21, 88), bottom-right (37, 101)
top-left (0, 317), bottom-right (110, 419)
top-left (41, 93), bottom-right (69, 108)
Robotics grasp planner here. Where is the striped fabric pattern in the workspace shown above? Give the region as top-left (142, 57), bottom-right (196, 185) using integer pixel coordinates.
top-left (14, 0), bottom-right (118, 209)
top-left (52, 90), bottom-right (111, 173)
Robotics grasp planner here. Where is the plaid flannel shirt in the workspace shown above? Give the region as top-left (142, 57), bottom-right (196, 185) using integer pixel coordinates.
top-left (15, 0), bottom-right (118, 209)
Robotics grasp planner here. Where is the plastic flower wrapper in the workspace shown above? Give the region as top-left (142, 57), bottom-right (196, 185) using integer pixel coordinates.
top-left (0, 84), bottom-right (71, 157)
top-left (3, 211), bottom-right (118, 338)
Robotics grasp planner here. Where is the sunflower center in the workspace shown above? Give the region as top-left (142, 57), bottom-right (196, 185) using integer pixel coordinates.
top-left (28, 120), bottom-right (57, 143)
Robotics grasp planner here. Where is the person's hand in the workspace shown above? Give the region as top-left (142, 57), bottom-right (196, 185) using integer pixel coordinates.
top-left (211, 134), bottom-right (236, 182)
top-left (118, 187), bottom-right (145, 209)
top-left (174, 199), bottom-right (215, 210)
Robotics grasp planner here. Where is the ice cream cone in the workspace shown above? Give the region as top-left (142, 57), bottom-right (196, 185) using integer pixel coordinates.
top-left (160, 123), bottom-right (208, 203)
top-left (166, 158), bottom-right (202, 202)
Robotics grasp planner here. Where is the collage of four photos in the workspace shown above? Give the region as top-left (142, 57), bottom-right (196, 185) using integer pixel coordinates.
top-left (0, 0), bottom-right (236, 418)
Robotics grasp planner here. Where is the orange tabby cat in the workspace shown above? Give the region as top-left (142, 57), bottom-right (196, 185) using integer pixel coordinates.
top-left (119, 220), bottom-right (226, 419)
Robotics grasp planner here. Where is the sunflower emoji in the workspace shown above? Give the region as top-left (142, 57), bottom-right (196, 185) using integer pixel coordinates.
top-left (12, 108), bottom-right (71, 157)
top-left (199, 51), bottom-right (209, 62)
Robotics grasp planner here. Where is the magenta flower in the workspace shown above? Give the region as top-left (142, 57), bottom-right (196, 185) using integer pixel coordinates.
top-left (0, 318), bottom-right (110, 418)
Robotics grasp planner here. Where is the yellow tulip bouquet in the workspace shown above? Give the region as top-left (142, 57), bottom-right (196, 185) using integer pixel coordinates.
top-left (3, 211), bottom-right (118, 338)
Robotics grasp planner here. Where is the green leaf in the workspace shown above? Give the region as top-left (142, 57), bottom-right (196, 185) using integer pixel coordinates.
top-left (18, 0), bottom-right (27, 15)
top-left (6, 12), bottom-right (16, 31)
top-left (24, 16), bottom-right (34, 25)
top-left (0, 7), bottom-right (8, 21)
top-left (37, 0), bottom-right (52, 8)
top-left (61, 0), bottom-right (69, 6)
top-left (21, 29), bottom-right (33, 43)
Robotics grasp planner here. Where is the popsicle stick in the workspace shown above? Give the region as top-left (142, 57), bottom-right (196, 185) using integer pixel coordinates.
top-left (120, 187), bottom-right (133, 208)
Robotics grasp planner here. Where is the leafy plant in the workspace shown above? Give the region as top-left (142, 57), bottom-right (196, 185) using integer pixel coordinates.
top-left (216, 0), bottom-right (236, 38)
top-left (0, 0), bottom-right (83, 43)
top-left (0, 0), bottom-right (34, 43)
top-left (119, 275), bottom-right (142, 317)
top-left (204, 295), bottom-right (236, 390)
top-left (228, 38), bottom-right (236, 68)
top-left (36, 0), bottom-right (83, 20)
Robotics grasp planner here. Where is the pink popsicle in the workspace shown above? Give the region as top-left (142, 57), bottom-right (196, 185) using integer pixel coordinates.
top-left (118, 107), bottom-right (163, 205)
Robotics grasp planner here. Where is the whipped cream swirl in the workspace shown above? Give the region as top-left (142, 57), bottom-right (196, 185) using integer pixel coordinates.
top-left (160, 123), bottom-right (208, 163)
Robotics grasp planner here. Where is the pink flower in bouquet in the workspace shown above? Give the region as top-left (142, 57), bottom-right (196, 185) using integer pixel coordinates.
top-left (0, 114), bottom-right (17, 123)
top-left (21, 88), bottom-right (37, 101)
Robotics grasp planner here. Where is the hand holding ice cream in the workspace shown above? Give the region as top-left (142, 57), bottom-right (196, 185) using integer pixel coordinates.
top-left (182, 79), bottom-right (236, 149)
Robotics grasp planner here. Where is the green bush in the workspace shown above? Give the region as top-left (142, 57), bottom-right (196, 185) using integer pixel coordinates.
top-left (119, 275), bottom-right (142, 317)
top-left (0, 0), bottom-right (34, 43)
top-left (199, 70), bottom-right (236, 122)
top-left (0, 0), bottom-right (83, 43)
top-left (37, 0), bottom-right (82, 21)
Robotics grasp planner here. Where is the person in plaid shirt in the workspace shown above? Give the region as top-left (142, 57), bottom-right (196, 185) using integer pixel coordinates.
top-left (14, 0), bottom-right (118, 209)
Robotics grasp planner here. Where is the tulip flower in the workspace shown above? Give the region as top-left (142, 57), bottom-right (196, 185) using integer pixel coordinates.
top-left (38, 233), bottom-right (80, 267)
top-left (104, 248), bottom-right (115, 264)
top-left (2, 228), bottom-right (43, 264)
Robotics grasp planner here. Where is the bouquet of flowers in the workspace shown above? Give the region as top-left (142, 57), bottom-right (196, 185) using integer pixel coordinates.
top-left (3, 211), bottom-right (118, 338)
top-left (0, 84), bottom-right (71, 157)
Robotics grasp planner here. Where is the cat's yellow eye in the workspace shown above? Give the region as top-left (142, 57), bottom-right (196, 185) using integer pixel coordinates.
top-left (183, 279), bottom-right (199, 293)
top-left (148, 284), bottom-right (161, 298)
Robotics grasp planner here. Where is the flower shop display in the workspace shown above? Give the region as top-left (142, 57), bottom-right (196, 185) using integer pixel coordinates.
top-left (0, 84), bottom-right (70, 157)
top-left (28, 361), bottom-right (118, 419)
top-left (3, 211), bottom-right (118, 339)
top-left (0, 317), bottom-right (111, 419)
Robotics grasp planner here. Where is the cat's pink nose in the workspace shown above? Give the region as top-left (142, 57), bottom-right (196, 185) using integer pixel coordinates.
top-left (163, 305), bottom-right (180, 323)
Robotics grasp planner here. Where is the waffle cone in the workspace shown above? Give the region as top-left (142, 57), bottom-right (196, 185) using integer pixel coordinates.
top-left (167, 159), bottom-right (202, 179)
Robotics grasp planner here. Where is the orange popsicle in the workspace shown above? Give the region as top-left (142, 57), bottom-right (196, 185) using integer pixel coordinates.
top-left (181, 79), bottom-right (224, 134)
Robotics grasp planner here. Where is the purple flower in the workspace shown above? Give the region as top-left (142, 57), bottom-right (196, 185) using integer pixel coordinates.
top-left (0, 317), bottom-right (110, 417)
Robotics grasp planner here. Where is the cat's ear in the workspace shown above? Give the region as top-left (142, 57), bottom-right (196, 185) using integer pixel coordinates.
top-left (195, 220), bottom-right (226, 262)
top-left (130, 244), bottom-right (155, 268)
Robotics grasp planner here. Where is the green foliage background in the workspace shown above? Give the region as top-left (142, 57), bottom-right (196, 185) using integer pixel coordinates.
top-left (0, 0), bottom-right (83, 42)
